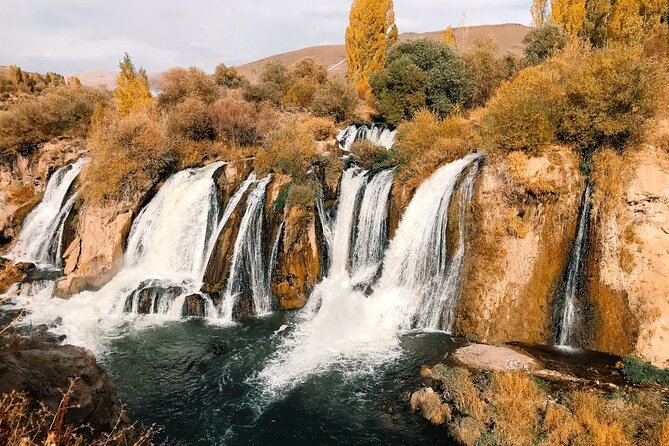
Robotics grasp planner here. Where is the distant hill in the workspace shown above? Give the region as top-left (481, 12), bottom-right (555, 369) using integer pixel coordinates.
top-left (236, 24), bottom-right (531, 81)
top-left (75, 23), bottom-right (532, 89)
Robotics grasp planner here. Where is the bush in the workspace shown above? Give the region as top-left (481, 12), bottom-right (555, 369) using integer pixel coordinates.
top-left (208, 93), bottom-right (276, 146)
top-left (254, 119), bottom-right (316, 183)
top-left (157, 66), bottom-right (220, 108)
top-left (524, 24), bottom-right (569, 66)
top-left (165, 97), bottom-right (215, 142)
top-left (622, 355), bottom-right (669, 385)
top-left (82, 108), bottom-right (172, 203)
top-left (286, 179), bottom-right (321, 209)
top-left (283, 78), bottom-right (319, 108)
top-left (462, 39), bottom-right (511, 108)
top-left (311, 79), bottom-right (359, 122)
top-left (213, 63), bottom-right (247, 89)
top-left (297, 114), bottom-right (336, 141)
top-left (482, 65), bottom-right (563, 155)
top-left (350, 140), bottom-right (394, 170)
top-left (0, 85), bottom-right (111, 156)
top-left (370, 39), bottom-right (472, 123)
top-left (243, 61), bottom-right (292, 105)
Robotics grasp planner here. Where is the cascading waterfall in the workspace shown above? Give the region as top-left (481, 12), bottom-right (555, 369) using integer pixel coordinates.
top-left (8, 158), bottom-right (87, 267)
top-left (329, 167), bottom-right (368, 276)
top-left (410, 161), bottom-right (480, 330)
top-left (337, 124), bottom-right (396, 151)
top-left (217, 175), bottom-right (272, 321)
top-left (349, 168), bottom-right (394, 287)
top-left (259, 154), bottom-right (481, 393)
top-left (555, 182), bottom-right (593, 347)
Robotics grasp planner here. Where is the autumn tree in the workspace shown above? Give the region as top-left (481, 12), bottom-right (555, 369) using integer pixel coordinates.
top-left (581, 0), bottom-right (612, 47)
top-left (531, 0), bottom-right (549, 27)
top-left (608, 0), bottom-right (644, 43)
top-left (115, 53), bottom-right (153, 115)
top-left (442, 26), bottom-right (456, 45)
top-left (551, 0), bottom-right (587, 36)
top-left (345, 0), bottom-right (399, 98)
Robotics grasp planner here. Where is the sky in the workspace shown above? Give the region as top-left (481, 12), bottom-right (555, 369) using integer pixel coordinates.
top-left (0, 0), bottom-right (531, 75)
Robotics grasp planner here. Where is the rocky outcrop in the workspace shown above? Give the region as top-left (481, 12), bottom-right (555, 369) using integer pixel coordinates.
top-left (0, 138), bottom-right (86, 250)
top-left (271, 205), bottom-right (324, 310)
top-left (54, 198), bottom-right (140, 297)
top-left (0, 258), bottom-right (33, 294)
top-left (455, 147), bottom-right (584, 345)
top-left (200, 162), bottom-right (255, 295)
top-left (0, 326), bottom-right (125, 435)
top-left (587, 145), bottom-right (669, 367)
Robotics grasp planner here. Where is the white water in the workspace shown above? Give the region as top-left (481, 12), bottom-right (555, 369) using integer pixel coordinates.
top-left (8, 158), bottom-right (87, 267)
top-left (218, 175), bottom-right (272, 321)
top-left (557, 183), bottom-right (592, 347)
top-left (259, 154), bottom-right (480, 394)
top-left (350, 169), bottom-right (394, 287)
top-left (337, 124), bottom-right (396, 152)
top-left (329, 167), bottom-right (368, 276)
top-left (9, 162), bottom-right (229, 351)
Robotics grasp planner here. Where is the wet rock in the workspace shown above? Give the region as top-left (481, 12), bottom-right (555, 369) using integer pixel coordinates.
top-left (0, 328), bottom-right (126, 436)
top-left (183, 294), bottom-right (206, 317)
top-left (123, 284), bottom-right (185, 314)
top-left (0, 259), bottom-right (34, 294)
top-left (453, 344), bottom-right (540, 372)
top-left (409, 387), bottom-right (451, 425)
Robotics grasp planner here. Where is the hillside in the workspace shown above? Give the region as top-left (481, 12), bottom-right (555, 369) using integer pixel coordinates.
top-left (76, 23), bottom-right (531, 88)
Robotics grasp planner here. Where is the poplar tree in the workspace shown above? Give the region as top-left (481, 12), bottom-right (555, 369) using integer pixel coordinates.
top-left (115, 53), bottom-right (153, 115)
top-left (531, 0), bottom-right (549, 27)
top-left (608, 0), bottom-right (644, 43)
top-left (442, 26), bottom-right (456, 45)
top-left (551, 0), bottom-right (587, 36)
top-left (582, 0), bottom-right (612, 47)
top-left (345, 0), bottom-right (398, 98)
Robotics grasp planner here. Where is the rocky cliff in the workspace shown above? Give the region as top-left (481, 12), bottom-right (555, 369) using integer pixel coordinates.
top-left (455, 147), bottom-right (584, 344)
top-left (587, 144), bottom-right (669, 367)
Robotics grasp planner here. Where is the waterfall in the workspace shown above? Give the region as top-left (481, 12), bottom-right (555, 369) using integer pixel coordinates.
top-left (8, 158), bottom-right (87, 267)
top-left (337, 124), bottom-right (396, 152)
top-left (329, 167), bottom-right (368, 276)
top-left (217, 175), bottom-right (272, 321)
top-left (350, 168), bottom-right (394, 287)
top-left (410, 161), bottom-right (480, 330)
top-left (268, 218), bottom-right (284, 287)
top-left (259, 154), bottom-right (481, 393)
top-left (556, 183), bottom-right (592, 347)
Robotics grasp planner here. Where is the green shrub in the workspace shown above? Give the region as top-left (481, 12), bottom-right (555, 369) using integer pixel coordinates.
top-left (622, 355), bottom-right (669, 385)
top-left (370, 39), bottom-right (473, 123)
top-left (312, 79), bottom-right (359, 122)
top-left (523, 24), bottom-right (569, 66)
top-left (213, 63), bottom-right (248, 89)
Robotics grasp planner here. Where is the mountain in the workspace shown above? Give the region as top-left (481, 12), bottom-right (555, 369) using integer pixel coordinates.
top-left (75, 23), bottom-right (532, 89)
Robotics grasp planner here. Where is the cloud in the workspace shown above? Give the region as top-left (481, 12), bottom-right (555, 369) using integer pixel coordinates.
top-left (0, 0), bottom-right (530, 74)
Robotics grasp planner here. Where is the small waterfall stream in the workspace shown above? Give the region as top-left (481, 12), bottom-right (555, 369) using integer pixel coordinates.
top-left (555, 182), bottom-right (593, 347)
top-left (337, 124), bottom-right (396, 151)
top-left (218, 175), bottom-right (272, 321)
top-left (8, 158), bottom-right (87, 267)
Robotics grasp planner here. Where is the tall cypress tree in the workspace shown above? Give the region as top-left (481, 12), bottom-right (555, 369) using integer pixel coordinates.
top-left (345, 0), bottom-right (398, 99)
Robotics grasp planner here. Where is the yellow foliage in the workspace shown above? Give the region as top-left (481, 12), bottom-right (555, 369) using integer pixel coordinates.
top-left (551, 0), bottom-right (586, 37)
top-left (608, 0), bottom-right (644, 44)
top-left (114, 53), bottom-right (153, 116)
top-left (442, 26), bottom-right (456, 46)
top-left (345, 0), bottom-right (398, 98)
top-left (254, 119), bottom-right (316, 183)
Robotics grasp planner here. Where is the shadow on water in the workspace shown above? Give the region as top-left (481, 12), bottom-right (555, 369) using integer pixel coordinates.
top-left (102, 314), bottom-right (462, 446)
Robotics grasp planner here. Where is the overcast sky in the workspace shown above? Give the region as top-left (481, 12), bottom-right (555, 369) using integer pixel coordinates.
top-left (0, 1), bottom-right (531, 75)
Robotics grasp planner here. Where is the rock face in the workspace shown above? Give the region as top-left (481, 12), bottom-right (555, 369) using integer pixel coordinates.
top-left (0, 139), bottom-right (86, 250)
top-left (0, 326), bottom-right (125, 435)
top-left (587, 146), bottom-right (669, 367)
top-left (54, 199), bottom-right (139, 297)
top-left (455, 147), bottom-right (584, 345)
top-left (271, 205), bottom-right (324, 310)
top-left (0, 259), bottom-right (33, 294)
top-left (200, 161), bottom-right (255, 295)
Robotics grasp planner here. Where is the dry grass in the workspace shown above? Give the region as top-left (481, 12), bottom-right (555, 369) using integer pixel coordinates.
top-left (413, 366), bottom-right (669, 446)
top-left (0, 379), bottom-right (159, 446)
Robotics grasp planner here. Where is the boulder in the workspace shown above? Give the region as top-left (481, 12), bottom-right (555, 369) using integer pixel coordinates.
top-left (183, 294), bottom-right (206, 318)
